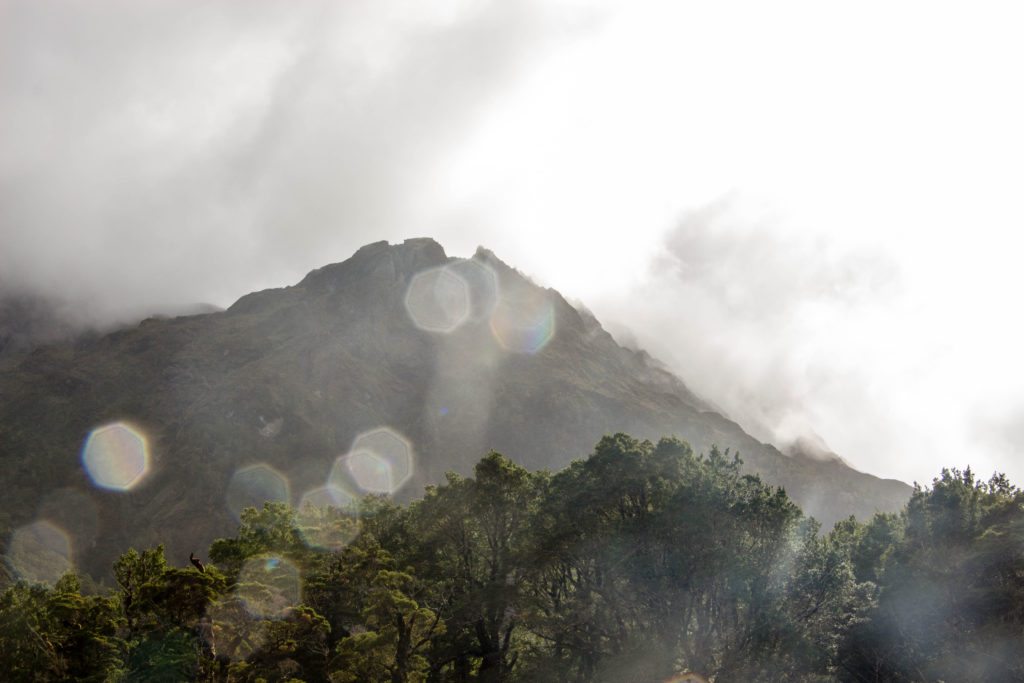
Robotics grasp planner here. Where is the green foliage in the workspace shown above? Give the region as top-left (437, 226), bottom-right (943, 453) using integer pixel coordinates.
top-left (0, 574), bottom-right (124, 682)
top-left (1, 438), bottom-right (1021, 682)
top-left (837, 468), bottom-right (1024, 682)
top-left (519, 436), bottom-right (816, 681)
top-left (331, 569), bottom-right (444, 683)
top-left (401, 451), bottom-right (540, 683)
top-left (209, 502), bottom-right (310, 578)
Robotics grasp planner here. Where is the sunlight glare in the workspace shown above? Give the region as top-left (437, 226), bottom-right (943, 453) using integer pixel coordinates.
top-left (405, 265), bottom-right (471, 333)
top-left (81, 421), bottom-right (150, 491)
top-left (329, 427), bottom-right (414, 495)
top-left (449, 258), bottom-right (500, 321)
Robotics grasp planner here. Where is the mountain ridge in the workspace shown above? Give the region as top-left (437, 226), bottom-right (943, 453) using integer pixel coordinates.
top-left (0, 238), bottom-right (911, 580)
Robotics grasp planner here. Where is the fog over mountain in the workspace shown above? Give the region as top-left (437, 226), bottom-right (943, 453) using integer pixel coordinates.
top-left (0, 0), bottom-right (584, 320)
top-left (5, 5), bottom-right (1024, 681)
top-left (3, 0), bottom-right (1024, 489)
top-left (0, 239), bottom-right (910, 580)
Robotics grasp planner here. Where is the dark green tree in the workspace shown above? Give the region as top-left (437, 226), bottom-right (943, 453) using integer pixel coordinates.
top-left (838, 468), bottom-right (1024, 682)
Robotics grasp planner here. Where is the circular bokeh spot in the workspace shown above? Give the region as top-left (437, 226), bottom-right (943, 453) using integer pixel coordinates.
top-left (330, 427), bottom-right (414, 495)
top-left (5, 520), bottom-right (73, 584)
top-left (81, 422), bottom-right (150, 491)
top-left (404, 265), bottom-right (471, 333)
top-left (225, 464), bottom-right (291, 522)
top-left (235, 554), bottom-right (301, 618)
top-left (489, 290), bottom-right (556, 354)
top-left (296, 485), bottom-right (361, 551)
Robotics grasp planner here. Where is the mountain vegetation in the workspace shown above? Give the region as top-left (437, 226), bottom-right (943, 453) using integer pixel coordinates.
top-left (0, 240), bottom-right (910, 580)
top-left (2, 434), bottom-right (1021, 682)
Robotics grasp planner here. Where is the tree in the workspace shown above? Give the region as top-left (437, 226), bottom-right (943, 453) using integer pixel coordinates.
top-left (838, 468), bottom-right (1024, 681)
top-left (521, 435), bottom-right (827, 682)
top-left (225, 605), bottom-right (332, 682)
top-left (209, 502), bottom-right (309, 577)
top-left (3, 435), bottom-right (1021, 682)
top-left (0, 574), bottom-right (124, 682)
top-left (332, 570), bottom-right (444, 683)
top-left (404, 452), bottom-right (539, 683)
top-left (110, 544), bottom-right (226, 680)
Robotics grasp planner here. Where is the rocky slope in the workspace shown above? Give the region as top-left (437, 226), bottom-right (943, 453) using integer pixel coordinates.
top-left (0, 238), bottom-right (911, 579)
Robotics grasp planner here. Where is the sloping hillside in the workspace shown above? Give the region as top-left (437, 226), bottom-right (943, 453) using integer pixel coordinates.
top-left (0, 238), bottom-right (911, 578)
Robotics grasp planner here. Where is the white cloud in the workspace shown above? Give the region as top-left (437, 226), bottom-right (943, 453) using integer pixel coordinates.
top-left (0, 0), bottom-right (582, 321)
top-left (4, 0), bottom-right (1024, 486)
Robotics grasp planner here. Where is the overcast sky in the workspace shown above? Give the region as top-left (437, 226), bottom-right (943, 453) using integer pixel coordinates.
top-left (3, 0), bottom-right (1023, 486)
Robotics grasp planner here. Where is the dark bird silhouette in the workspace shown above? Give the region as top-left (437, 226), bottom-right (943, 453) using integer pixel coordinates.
top-left (189, 552), bottom-right (205, 573)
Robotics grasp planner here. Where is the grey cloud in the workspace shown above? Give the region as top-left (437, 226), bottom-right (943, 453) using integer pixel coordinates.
top-left (971, 408), bottom-right (1024, 471)
top-left (595, 198), bottom-right (902, 456)
top-left (0, 0), bottom-right (574, 326)
top-left (655, 198), bottom-right (899, 320)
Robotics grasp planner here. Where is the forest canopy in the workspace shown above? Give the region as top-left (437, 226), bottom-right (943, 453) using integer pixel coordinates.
top-left (2, 434), bottom-right (1022, 682)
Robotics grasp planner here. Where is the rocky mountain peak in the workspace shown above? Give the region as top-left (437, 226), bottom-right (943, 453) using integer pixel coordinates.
top-left (0, 238), bottom-right (913, 579)
top-left (295, 238), bottom-right (449, 295)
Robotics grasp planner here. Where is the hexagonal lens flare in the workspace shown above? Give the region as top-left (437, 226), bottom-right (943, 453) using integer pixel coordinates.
top-left (81, 422), bottom-right (150, 491)
top-left (489, 290), bottom-right (556, 354)
top-left (235, 554), bottom-right (301, 618)
top-left (297, 485), bottom-right (361, 551)
top-left (449, 258), bottom-right (500, 321)
top-left (5, 520), bottom-right (72, 584)
top-left (299, 484), bottom-right (357, 510)
top-left (346, 450), bottom-right (393, 493)
top-left (329, 427), bottom-right (414, 495)
top-left (404, 265), bottom-right (471, 333)
top-left (225, 464), bottom-right (291, 522)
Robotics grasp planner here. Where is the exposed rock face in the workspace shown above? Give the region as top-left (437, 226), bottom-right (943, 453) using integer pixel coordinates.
top-left (0, 238), bottom-right (911, 578)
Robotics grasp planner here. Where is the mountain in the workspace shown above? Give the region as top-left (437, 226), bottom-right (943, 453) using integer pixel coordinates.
top-left (0, 291), bottom-right (89, 361)
top-left (0, 238), bottom-right (911, 579)
top-left (0, 290), bottom-right (223, 363)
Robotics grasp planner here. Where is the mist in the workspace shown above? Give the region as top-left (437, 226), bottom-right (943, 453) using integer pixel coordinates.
top-left (592, 199), bottom-right (902, 456)
top-left (4, 0), bottom-right (1024, 488)
top-left (0, 0), bottom-right (584, 324)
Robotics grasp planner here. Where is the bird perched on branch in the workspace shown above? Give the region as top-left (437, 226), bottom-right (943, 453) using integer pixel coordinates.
top-left (189, 552), bottom-right (205, 573)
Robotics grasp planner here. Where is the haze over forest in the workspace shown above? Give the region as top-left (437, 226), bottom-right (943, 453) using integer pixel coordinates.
top-left (3, 1), bottom-right (1024, 504)
top-left (4, 3), bottom-right (1024, 682)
